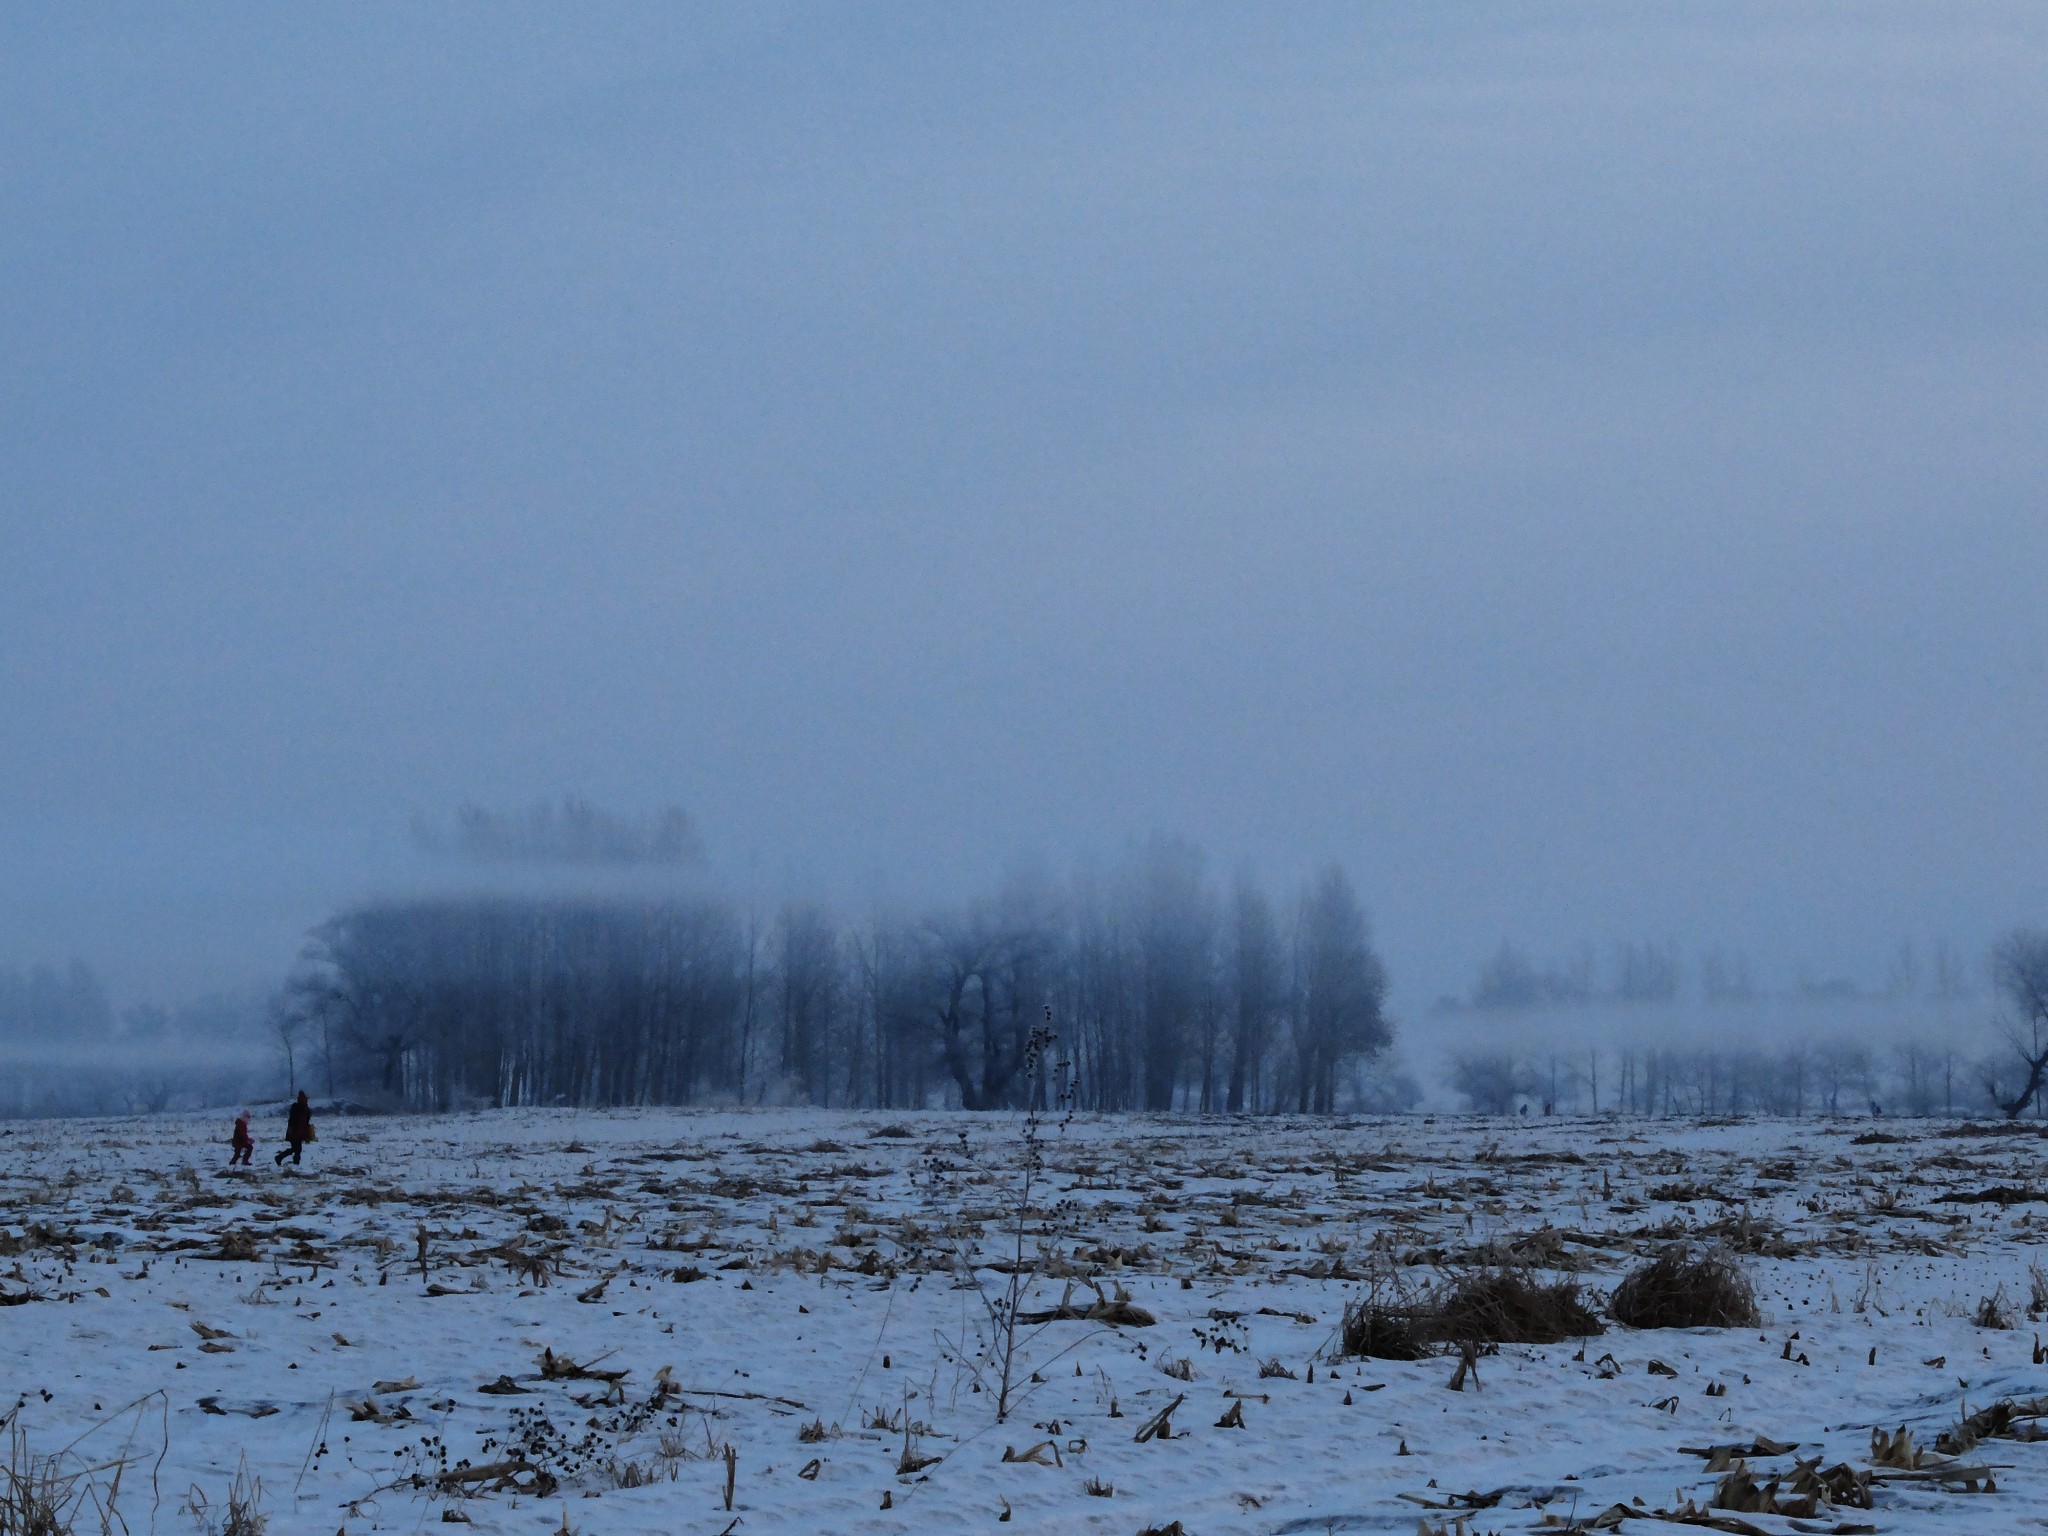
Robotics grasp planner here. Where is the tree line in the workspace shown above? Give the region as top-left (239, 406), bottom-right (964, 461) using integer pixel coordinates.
top-left (282, 839), bottom-right (1395, 1114)
top-left (1454, 935), bottom-right (1979, 1012)
top-left (1447, 931), bottom-right (2048, 1118)
top-left (1448, 1039), bottom-right (1979, 1117)
top-left (0, 964), bottom-right (270, 1118)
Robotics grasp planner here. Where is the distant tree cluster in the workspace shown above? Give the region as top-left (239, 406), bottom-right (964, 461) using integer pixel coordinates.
top-left (1447, 1039), bottom-right (1975, 1117)
top-left (410, 797), bottom-right (703, 867)
top-left (1468, 943), bottom-right (1598, 1010)
top-left (1458, 934), bottom-right (1978, 1013)
top-left (286, 840), bottom-right (1397, 1114)
top-left (0, 960), bottom-right (269, 1117)
top-left (1464, 940), bottom-right (1684, 1010)
top-left (1444, 934), bottom-right (2048, 1120)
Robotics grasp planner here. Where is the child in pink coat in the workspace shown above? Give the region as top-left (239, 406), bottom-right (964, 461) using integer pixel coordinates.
top-left (229, 1111), bottom-right (254, 1167)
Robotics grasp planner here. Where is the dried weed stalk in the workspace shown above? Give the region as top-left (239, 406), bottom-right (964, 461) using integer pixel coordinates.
top-left (953, 1014), bottom-right (1077, 1425)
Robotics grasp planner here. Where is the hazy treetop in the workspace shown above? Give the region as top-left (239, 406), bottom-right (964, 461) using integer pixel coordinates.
top-left (3, 6), bottom-right (2044, 1006)
top-left (412, 798), bottom-right (702, 868)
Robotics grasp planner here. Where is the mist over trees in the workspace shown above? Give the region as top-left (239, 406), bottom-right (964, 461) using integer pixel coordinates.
top-left (283, 840), bottom-right (1397, 1114)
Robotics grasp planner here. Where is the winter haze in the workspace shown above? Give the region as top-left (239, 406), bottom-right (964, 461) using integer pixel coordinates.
top-left (4, 5), bottom-right (2045, 1024)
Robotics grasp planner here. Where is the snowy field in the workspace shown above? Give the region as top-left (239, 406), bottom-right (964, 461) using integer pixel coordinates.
top-left (4, 1107), bottom-right (2048, 1535)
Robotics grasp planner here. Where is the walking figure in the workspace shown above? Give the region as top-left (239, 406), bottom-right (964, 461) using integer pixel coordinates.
top-left (275, 1090), bottom-right (315, 1167)
top-left (229, 1111), bottom-right (254, 1167)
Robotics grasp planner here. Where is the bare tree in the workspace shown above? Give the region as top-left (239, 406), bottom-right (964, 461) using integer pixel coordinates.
top-left (1985, 930), bottom-right (2048, 1118)
top-left (269, 992), bottom-right (305, 1094)
top-left (918, 895), bottom-right (1052, 1112)
top-left (775, 902), bottom-right (841, 1104)
top-left (1448, 1051), bottom-right (1519, 1114)
top-left (1886, 938), bottom-right (1921, 998)
top-left (1293, 867), bottom-right (1389, 1112)
top-left (1133, 836), bottom-right (1212, 1112)
top-left (1812, 1039), bottom-right (1873, 1116)
top-left (1224, 868), bottom-right (1281, 1113)
top-left (1892, 1041), bottom-right (1941, 1116)
top-left (1933, 937), bottom-right (1972, 1000)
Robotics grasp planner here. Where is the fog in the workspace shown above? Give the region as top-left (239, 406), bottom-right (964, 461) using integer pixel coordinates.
top-left (4, 7), bottom-right (2046, 1036)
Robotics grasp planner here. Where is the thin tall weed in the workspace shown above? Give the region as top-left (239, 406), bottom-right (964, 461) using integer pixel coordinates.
top-left (954, 1012), bottom-right (1078, 1424)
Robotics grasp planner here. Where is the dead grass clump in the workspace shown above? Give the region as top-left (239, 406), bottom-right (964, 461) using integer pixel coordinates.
top-left (1340, 1294), bottom-right (1429, 1360)
top-left (1, 1431), bottom-right (79, 1536)
top-left (1610, 1245), bottom-right (1760, 1330)
top-left (603, 1457), bottom-right (676, 1489)
top-left (1339, 1266), bottom-right (1433, 1360)
top-left (3, 1420), bottom-right (164, 1535)
top-left (183, 1461), bottom-right (266, 1536)
top-left (1432, 1266), bottom-right (1602, 1346)
top-left (1976, 1286), bottom-right (2014, 1331)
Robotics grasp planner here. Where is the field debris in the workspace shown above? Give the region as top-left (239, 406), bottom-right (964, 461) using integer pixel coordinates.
top-left (2, 1107), bottom-right (2047, 1531)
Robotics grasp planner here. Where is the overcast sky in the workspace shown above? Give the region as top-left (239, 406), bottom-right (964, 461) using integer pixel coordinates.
top-left (4, 4), bottom-right (2045, 1009)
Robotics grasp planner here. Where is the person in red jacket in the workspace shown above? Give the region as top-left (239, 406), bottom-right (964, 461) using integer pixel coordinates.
top-left (275, 1091), bottom-right (314, 1167)
top-left (228, 1111), bottom-right (254, 1167)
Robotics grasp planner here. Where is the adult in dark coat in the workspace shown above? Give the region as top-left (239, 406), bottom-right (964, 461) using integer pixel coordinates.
top-left (275, 1091), bottom-right (314, 1166)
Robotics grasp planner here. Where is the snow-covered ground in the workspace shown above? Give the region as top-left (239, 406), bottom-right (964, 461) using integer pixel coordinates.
top-left (3, 1106), bottom-right (2046, 1534)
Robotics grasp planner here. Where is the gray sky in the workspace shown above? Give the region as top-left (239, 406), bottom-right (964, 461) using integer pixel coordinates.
top-left (4, 4), bottom-right (2045, 1010)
